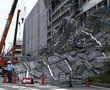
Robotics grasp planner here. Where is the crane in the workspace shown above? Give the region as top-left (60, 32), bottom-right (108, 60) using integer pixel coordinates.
top-left (11, 9), bottom-right (21, 63)
top-left (0, 0), bottom-right (18, 54)
top-left (0, 0), bottom-right (18, 67)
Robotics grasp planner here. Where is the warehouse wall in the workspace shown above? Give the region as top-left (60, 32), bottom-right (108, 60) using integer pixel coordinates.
top-left (23, 0), bottom-right (48, 56)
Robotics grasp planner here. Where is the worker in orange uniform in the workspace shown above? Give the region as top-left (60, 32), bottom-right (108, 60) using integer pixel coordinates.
top-left (5, 61), bottom-right (14, 83)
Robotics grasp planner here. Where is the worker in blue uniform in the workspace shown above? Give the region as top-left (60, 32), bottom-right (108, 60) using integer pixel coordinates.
top-left (5, 61), bottom-right (14, 83)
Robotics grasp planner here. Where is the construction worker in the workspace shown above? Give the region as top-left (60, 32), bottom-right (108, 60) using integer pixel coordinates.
top-left (5, 61), bottom-right (14, 83)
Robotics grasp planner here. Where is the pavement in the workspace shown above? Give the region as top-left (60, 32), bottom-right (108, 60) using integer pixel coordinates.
top-left (0, 83), bottom-right (110, 90)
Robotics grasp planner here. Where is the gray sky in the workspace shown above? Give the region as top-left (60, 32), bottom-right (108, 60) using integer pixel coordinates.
top-left (0, 0), bottom-right (38, 53)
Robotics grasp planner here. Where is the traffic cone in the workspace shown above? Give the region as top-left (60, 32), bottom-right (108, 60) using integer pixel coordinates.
top-left (41, 75), bottom-right (45, 85)
top-left (86, 76), bottom-right (89, 87)
top-left (3, 73), bottom-right (7, 83)
top-left (13, 73), bottom-right (16, 84)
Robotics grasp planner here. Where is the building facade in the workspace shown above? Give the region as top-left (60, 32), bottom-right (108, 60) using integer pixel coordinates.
top-left (23, 0), bottom-right (110, 57)
top-left (23, 0), bottom-right (49, 56)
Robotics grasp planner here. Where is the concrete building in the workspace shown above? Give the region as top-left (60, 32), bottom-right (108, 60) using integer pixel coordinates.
top-left (23, 0), bottom-right (110, 57)
top-left (23, 0), bottom-right (49, 56)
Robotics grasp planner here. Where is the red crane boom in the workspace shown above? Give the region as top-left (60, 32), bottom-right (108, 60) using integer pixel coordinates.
top-left (0, 0), bottom-right (18, 55)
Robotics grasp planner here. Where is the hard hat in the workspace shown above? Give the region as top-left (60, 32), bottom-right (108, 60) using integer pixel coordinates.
top-left (7, 61), bottom-right (11, 64)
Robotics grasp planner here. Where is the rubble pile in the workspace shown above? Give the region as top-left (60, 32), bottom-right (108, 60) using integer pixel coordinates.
top-left (15, 7), bottom-right (110, 86)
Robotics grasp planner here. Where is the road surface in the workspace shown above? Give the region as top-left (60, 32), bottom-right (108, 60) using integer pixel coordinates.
top-left (0, 83), bottom-right (109, 90)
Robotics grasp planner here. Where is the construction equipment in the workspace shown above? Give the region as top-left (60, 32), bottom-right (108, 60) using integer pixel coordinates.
top-left (11, 9), bottom-right (21, 63)
top-left (0, 0), bottom-right (18, 67)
